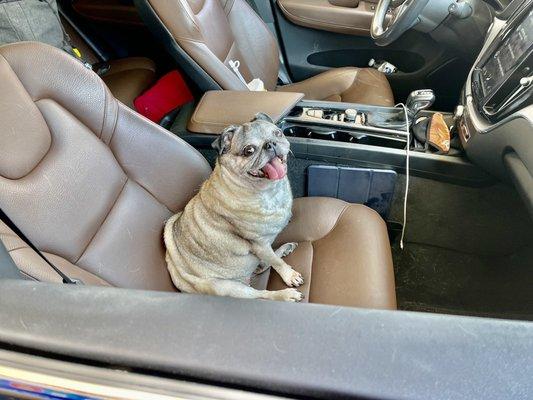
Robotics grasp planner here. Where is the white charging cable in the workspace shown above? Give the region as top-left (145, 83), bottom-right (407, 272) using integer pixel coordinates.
top-left (395, 103), bottom-right (410, 250)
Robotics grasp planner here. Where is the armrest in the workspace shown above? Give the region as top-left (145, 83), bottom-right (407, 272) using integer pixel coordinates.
top-left (187, 90), bottom-right (304, 134)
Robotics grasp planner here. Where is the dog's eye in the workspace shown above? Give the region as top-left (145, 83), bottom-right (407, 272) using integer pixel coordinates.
top-left (242, 145), bottom-right (256, 157)
top-left (274, 129), bottom-right (283, 137)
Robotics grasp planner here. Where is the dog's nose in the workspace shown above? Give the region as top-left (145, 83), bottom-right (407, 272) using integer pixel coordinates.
top-left (264, 141), bottom-right (276, 150)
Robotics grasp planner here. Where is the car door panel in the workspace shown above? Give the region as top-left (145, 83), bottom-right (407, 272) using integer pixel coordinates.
top-left (277, 0), bottom-right (383, 36)
top-left (271, 0), bottom-right (469, 110)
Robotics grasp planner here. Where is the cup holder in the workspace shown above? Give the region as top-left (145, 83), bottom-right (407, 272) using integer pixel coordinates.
top-left (283, 126), bottom-right (405, 149)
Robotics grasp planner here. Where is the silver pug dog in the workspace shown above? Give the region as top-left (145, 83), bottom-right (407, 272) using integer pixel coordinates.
top-left (164, 113), bottom-right (304, 301)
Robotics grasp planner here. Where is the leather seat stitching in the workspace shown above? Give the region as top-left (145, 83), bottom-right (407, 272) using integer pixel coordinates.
top-left (306, 205), bottom-right (348, 301)
top-left (177, 36), bottom-right (237, 68)
top-left (106, 102), bottom-right (119, 145)
top-left (152, 0), bottom-right (201, 41)
top-left (302, 204), bottom-right (349, 298)
top-left (222, 41), bottom-right (238, 65)
top-left (100, 81), bottom-right (108, 138)
top-left (295, 68), bottom-right (358, 83)
top-left (1, 104), bottom-right (54, 181)
top-left (311, 204), bottom-right (385, 250)
top-left (0, 231), bottom-right (19, 240)
top-left (0, 141), bottom-right (52, 180)
top-left (19, 270), bottom-right (38, 281)
top-left (281, 69), bottom-right (358, 94)
top-left (0, 57), bottom-right (53, 180)
top-left (175, 36), bottom-right (209, 44)
top-left (315, 204), bottom-right (350, 241)
top-left (175, 0), bottom-right (201, 33)
top-left (124, 177), bottom-right (173, 215)
top-left (6, 245), bottom-right (26, 253)
top-left (340, 70), bottom-right (361, 101)
top-left (306, 240), bottom-right (314, 302)
top-left (75, 177), bottom-right (128, 263)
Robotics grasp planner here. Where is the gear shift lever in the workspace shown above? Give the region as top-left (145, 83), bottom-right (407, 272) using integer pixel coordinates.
top-left (406, 89), bottom-right (435, 121)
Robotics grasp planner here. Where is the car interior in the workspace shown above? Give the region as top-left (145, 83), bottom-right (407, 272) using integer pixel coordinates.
top-left (0, 0), bottom-right (532, 398)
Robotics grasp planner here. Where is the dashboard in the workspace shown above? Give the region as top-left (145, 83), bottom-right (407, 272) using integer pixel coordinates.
top-left (480, 8), bottom-right (531, 90)
top-left (459, 0), bottom-right (533, 217)
top-left (472, 4), bottom-right (532, 120)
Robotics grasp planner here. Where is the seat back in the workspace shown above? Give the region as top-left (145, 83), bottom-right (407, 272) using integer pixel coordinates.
top-left (0, 42), bottom-right (211, 290)
top-left (137, 0), bottom-right (280, 91)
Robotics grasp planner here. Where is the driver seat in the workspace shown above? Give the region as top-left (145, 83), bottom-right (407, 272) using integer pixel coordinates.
top-left (136, 0), bottom-right (394, 106)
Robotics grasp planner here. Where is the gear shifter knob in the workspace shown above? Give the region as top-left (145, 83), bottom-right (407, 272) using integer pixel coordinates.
top-left (406, 89), bottom-right (435, 119)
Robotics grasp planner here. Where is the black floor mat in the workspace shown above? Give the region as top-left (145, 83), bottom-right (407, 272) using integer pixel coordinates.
top-left (392, 241), bottom-right (533, 320)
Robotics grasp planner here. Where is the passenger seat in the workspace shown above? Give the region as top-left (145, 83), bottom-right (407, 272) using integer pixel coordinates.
top-left (0, 42), bottom-right (396, 309)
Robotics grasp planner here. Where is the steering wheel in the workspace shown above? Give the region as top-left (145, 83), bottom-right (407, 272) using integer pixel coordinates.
top-left (371, 0), bottom-right (430, 46)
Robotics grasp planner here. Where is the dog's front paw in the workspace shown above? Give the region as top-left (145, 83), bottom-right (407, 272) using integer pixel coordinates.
top-left (280, 267), bottom-right (304, 287)
top-left (278, 288), bottom-right (304, 302)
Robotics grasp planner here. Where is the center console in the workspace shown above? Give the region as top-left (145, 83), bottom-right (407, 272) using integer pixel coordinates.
top-left (184, 90), bottom-right (493, 186)
top-left (280, 89), bottom-right (444, 151)
top-left (281, 100), bottom-right (408, 149)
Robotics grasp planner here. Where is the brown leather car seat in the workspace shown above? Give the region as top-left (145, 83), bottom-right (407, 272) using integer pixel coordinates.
top-left (0, 42), bottom-right (396, 309)
top-left (98, 57), bottom-right (156, 108)
top-left (135, 0), bottom-right (394, 107)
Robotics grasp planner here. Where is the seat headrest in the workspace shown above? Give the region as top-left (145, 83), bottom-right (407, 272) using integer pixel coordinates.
top-left (0, 42), bottom-right (115, 144)
top-left (0, 54), bottom-right (51, 179)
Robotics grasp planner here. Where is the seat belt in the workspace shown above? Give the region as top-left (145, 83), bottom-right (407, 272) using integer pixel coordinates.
top-left (0, 208), bottom-right (81, 284)
top-left (0, 239), bottom-right (25, 280)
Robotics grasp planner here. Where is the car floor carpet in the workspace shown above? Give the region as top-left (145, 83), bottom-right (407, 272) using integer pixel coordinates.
top-left (391, 241), bottom-right (533, 320)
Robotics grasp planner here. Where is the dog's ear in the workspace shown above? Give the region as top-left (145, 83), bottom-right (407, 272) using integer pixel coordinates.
top-left (252, 112), bottom-right (274, 124)
top-left (212, 125), bottom-right (238, 155)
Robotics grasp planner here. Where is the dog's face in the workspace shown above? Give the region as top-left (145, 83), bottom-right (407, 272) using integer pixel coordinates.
top-left (212, 113), bottom-right (290, 184)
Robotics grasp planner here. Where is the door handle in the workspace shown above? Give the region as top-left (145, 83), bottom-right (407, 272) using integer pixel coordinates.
top-left (328, 0), bottom-right (360, 7)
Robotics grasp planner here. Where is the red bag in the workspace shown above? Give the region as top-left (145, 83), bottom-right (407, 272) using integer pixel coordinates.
top-left (134, 70), bottom-right (193, 123)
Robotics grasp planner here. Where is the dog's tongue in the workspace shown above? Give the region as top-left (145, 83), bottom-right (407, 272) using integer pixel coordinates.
top-left (262, 157), bottom-right (286, 180)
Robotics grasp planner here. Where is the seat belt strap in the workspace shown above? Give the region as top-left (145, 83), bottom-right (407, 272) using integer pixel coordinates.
top-left (0, 238), bottom-right (25, 280)
top-left (0, 208), bottom-right (81, 284)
